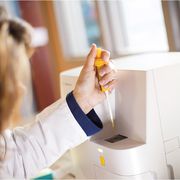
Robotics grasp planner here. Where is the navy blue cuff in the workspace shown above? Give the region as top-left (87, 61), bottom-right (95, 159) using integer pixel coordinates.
top-left (66, 91), bottom-right (103, 136)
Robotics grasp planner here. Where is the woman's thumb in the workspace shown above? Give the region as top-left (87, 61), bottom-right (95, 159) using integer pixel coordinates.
top-left (84, 44), bottom-right (97, 69)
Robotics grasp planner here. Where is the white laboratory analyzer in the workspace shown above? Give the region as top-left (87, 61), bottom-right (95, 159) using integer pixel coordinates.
top-left (60, 53), bottom-right (180, 179)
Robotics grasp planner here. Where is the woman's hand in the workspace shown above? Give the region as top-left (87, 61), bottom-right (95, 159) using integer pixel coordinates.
top-left (73, 44), bottom-right (118, 114)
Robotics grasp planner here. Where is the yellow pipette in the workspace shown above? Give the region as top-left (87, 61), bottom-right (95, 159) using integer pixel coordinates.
top-left (95, 48), bottom-right (115, 128)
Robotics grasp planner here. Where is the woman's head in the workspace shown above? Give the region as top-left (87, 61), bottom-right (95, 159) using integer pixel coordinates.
top-left (0, 6), bottom-right (34, 131)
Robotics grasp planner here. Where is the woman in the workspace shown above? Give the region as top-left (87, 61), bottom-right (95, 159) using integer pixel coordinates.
top-left (0, 7), bottom-right (117, 178)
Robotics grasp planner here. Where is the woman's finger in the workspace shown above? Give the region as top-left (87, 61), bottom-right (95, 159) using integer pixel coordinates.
top-left (104, 79), bottom-right (117, 92)
top-left (99, 64), bottom-right (112, 76)
top-left (99, 71), bottom-right (116, 86)
top-left (101, 50), bottom-right (110, 63)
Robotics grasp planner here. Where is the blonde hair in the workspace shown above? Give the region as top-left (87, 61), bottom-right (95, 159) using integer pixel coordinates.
top-left (0, 6), bottom-right (34, 131)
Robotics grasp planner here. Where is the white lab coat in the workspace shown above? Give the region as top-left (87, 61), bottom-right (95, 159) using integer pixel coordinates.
top-left (0, 98), bottom-right (88, 178)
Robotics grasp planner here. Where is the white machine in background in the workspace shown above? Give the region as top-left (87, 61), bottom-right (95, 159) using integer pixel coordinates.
top-left (60, 53), bottom-right (180, 179)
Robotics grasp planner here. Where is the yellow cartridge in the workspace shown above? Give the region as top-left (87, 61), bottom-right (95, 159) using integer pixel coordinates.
top-left (99, 155), bottom-right (105, 167)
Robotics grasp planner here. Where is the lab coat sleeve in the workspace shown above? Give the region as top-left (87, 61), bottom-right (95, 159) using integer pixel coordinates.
top-left (66, 91), bottom-right (103, 136)
top-left (0, 94), bottom-right (102, 178)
